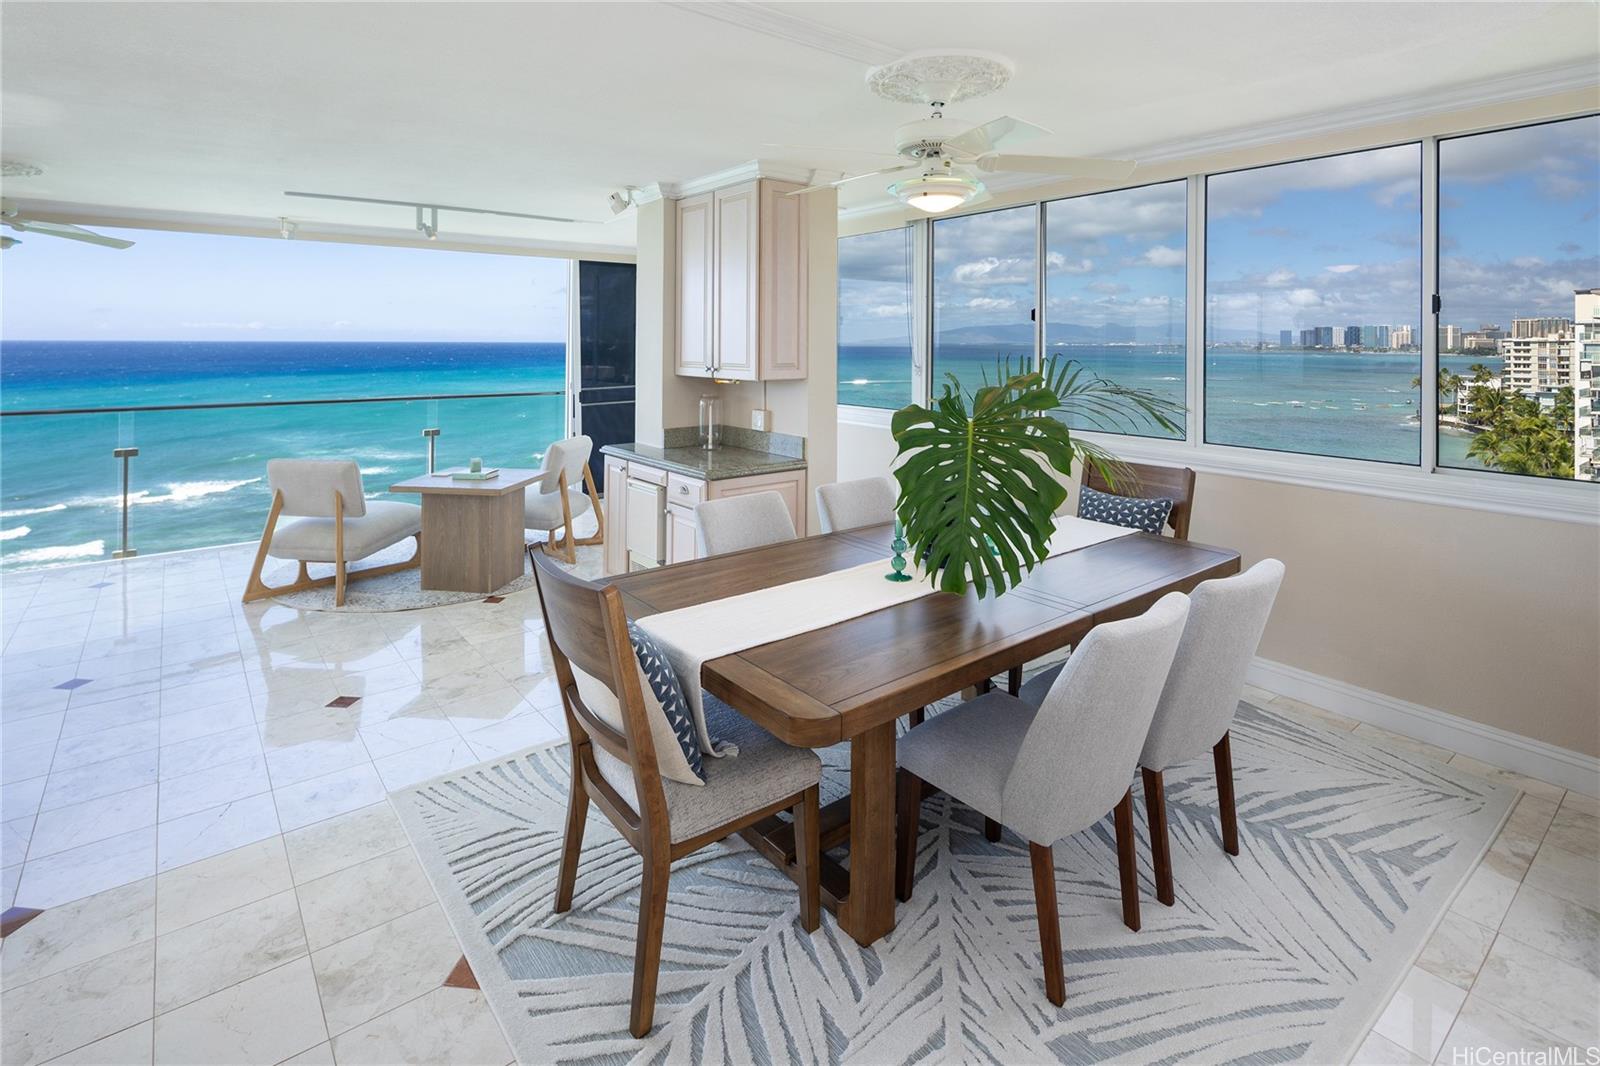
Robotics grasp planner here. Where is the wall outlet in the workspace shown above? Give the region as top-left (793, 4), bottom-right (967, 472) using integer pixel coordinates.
top-left (751, 409), bottom-right (771, 431)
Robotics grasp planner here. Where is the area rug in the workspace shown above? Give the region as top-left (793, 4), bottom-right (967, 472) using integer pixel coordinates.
top-left (391, 700), bottom-right (1516, 1065)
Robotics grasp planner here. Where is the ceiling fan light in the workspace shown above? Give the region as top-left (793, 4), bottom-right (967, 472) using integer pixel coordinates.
top-left (888, 173), bottom-right (984, 214)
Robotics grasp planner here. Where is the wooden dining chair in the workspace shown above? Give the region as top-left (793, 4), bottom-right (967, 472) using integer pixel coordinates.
top-left (896, 592), bottom-right (1190, 1007)
top-left (531, 552), bottom-right (821, 1037)
top-left (1004, 460), bottom-right (1197, 695)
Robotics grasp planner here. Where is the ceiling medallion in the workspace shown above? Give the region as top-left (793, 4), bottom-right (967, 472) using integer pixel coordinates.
top-left (866, 50), bottom-right (1015, 106)
top-left (1, 161), bottom-right (44, 178)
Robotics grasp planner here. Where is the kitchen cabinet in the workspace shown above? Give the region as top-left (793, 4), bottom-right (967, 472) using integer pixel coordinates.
top-left (675, 179), bottom-right (807, 382)
top-left (602, 455), bottom-right (629, 575)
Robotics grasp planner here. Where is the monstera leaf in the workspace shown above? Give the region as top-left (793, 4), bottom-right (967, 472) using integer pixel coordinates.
top-left (891, 356), bottom-right (1183, 597)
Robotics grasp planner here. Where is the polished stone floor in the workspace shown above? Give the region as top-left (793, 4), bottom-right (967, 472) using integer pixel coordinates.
top-left (0, 544), bottom-right (1595, 1064)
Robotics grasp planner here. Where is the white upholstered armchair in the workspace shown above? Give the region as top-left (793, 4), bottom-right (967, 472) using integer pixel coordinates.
top-left (525, 435), bottom-right (605, 564)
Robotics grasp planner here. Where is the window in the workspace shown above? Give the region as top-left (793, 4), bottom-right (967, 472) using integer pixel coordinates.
top-left (1044, 181), bottom-right (1187, 438)
top-left (1438, 115), bottom-right (1600, 482)
top-left (1205, 144), bottom-right (1423, 463)
top-left (932, 204), bottom-right (1038, 396)
top-left (837, 227), bottom-right (914, 410)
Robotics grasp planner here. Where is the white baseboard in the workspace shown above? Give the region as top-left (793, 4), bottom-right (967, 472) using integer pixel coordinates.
top-left (1248, 656), bottom-right (1600, 798)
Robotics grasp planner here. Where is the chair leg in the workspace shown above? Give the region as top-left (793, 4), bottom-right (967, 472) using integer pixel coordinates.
top-left (554, 761), bottom-right (589, 914)
top-left (794, 785), bottom-right (820, 933)
top-left (1028, 842), bottom-right (1066, 1007)
top-left (907, 706), bottom-right (925, 728)
top-left (984, 817), bottom-right (1002, 843)
top-left (1141, 767), bottom-right (1174, 907)
top-left (333, 492), bottom-right (348, 607)
top-left (1007, 666), bottom-right (1023, 695)
top-left (895, 769), bottom-right (922, 902)
top-left (629, 852), bottom-right (671, 1038)
top-left (1214, 731), bottom-right (1239, 856)
top-left (573, 464), bottom-right (605, 546)
top-left (1113, 789), bottom-right (1141, 932)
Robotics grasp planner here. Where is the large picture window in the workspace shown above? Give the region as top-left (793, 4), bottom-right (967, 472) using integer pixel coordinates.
top-left (1205, 144), bottom-right (1423, 464)
top-left (932, 204), bottom-right (1038, 396)
top-left (1044, 181), bottom-right (1186, 438)
top-left (837, 227), bottom-right (914, 410)
top-left (1438, 115), bottom-right (1599, 482)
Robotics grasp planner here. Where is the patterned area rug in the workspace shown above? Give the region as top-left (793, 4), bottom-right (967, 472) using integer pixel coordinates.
top-left (391, 700), bottom-right (1515, 1064)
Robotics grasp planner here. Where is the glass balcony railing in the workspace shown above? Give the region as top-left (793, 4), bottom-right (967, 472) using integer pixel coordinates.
top-left (0, 390), bottom-right (566, 570)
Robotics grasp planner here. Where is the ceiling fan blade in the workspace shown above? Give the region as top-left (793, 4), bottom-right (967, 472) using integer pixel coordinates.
top-left (788, 164), bottom-right (916, 196)
top-left (13, 219), bottom-right (135, 248)
top-left (944, 115), bottom-right (1052, 158)
top-left (973, 154), bottom-right (1137, 181)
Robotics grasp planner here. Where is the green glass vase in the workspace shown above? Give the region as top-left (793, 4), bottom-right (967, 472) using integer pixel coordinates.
top-left (886, 519), bottom-right (912, 582)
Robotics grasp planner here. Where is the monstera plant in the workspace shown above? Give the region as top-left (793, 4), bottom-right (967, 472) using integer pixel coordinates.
top-left (891, 356), bottom-right (1182, 597)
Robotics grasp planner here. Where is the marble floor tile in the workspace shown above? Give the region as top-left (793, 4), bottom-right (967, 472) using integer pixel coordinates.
top-left (263, 736), bottom-right (373, 789)
top-left (1351, 723), bottom-right (1456, 765)
top-left (3, 816), bottom-right (33, 867)
top-left (2, 863), bottom-right (18, 908)
top-left (157, 724), bottom-right (263, 781)
top-left (152, 956), bottom-right (327, 1066)
top-left (464, 711), bottom-right (565, 761)
top-left (1347, 1030), bottom-right (1425, 1065)
top-left (0, 939), bottom-right (155, 1066)
top-left (1544, 803), bottom-right (1599, 862)
top-left (295, 846), bottom-right (435, 951)
top-left (154, 889), bottom-right (308, 1013)
top-left (27, 784), bottom-right (158, 860)
top-left (58, 694), bottom-right (162, 740)
top-left (330, 987), bottom-right (512, 1066)
top-left (309, 903), bottom-right (463, 1035)
top-left (41, 1020), bottom-right (153, 1066)
top-left (371, 736), bottom-right (480, 791)
top-left (272, 763), bottom-right (386, 832)
top-left (355, 709), bottom-right (459, 759)
top-left (1498, 883), bottom-right (1600, 976)
top-left (1522, 844), bottom-right (1600, 912)
top-left (0, 775), bottom-right (47, 821)
top-left (49, 719), bottom-right (161, 773)
top-left (1447, 863), bottom-right (1522, 931)
top-left (1438, 995), bottom-right (1571, 1066)
top-left (15, 826), bottom-right (157, 909)
top-left (277, 1041), bottom-right (334, 1065)
top-left (156, 793), bottom-right (280, 872)
top-left (1, 877), bottom-right (156, 991)
top-left (40, 749), bottom-right (159, 812)
top-left (1446, 754), bottom-right (1566, 804)
top-left (1369, 966), bottom-right (1465, 1062)
top-left (155, 835), bottom-right (293, 934)
top-left (1416, 912), bottom-right (1495, 990)
top-left (281, 802), bottom-right (408, 885)
top-left (156, 698), bottom-right (257, 747)
top-left (158, 753), bottom-right (272, 823)
top-left (2, 712), bottom-right (64, 751)
top-left (3, 740), bottom-right (59, 784)
top-left (1483, 794), bottom-right (1559, 880)
top-left (1472, 934), bottom-right (1600, 1047)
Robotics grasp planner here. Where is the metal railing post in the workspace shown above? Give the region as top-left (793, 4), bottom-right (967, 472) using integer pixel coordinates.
top-left (111, 446), bottom-right (138, 558)
top-left (422, 427), bottom-right (440, 473)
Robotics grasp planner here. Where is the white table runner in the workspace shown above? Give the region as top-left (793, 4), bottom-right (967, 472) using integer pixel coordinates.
top-left (635, 515), bottom-right (1138, 755)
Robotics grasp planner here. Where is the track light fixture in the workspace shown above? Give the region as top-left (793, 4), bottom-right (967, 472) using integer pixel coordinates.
top-left (415, 205), bottom-right (439, 240)
top-left (283, 191), bottom-right (589, 237)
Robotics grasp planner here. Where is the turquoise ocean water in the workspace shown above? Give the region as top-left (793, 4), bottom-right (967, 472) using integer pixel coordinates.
top-left (0, 342), bottom-right (567, 569)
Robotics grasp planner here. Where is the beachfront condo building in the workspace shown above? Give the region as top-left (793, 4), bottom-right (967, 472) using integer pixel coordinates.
top-left (0, 6), bottom-right (1595, 1066)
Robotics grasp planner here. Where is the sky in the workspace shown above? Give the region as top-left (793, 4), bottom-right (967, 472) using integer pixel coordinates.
top-left (837, 226), bottom-right (914, 347)
top-left (0, 227), bottom-right (570, 341)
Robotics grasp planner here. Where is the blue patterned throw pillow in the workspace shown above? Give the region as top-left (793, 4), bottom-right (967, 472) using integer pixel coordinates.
top-left (1077, 484), bottom-right (1173, 535)
top-left (626, 622), bottom-right (705, 782)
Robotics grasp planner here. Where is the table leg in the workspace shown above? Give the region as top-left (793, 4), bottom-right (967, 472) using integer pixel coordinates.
top-left (838, 720), bottom-right (897, 946)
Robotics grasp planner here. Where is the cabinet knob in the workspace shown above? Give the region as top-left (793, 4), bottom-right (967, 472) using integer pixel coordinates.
top-left (678, 484), bottom-right (689, 494)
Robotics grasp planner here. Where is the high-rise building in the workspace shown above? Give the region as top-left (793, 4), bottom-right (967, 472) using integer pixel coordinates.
top-left (1497, 320), bottom-right (1575, 394)
top-left (1513, 316), bottom-right (1571, 338)
top-left (1574, 289), bottom-right (1598, 481)
top-left (1375, 325), bottom-right (1390, 348)
top-left (1439, 324), bottom-right (1463, 351)
top-left (1345, 326), bottom-right (1362, 347)
top-left (1315, 326), bottom-right (1334, 348)
top-left (1279, 330), bottom-right (1293, 348)
top-left (1360, 325), bottom-right (1378, 348)
top-left (1299, 328), bottom-right (1316, 348)
top-left (1389, 324), bottom-right (1414, 349)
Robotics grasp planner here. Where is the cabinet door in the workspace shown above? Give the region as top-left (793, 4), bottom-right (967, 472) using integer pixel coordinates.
top-left (676, 192), bottom-right (714, 377)
top-left (602, 457), bottom-right (629, 575)
top-left (759, 180), bottom-right (808, 380)
top-left (665, 505), bottom-right (699, 565)
top-left (713, 182), bottom-right (760, 380)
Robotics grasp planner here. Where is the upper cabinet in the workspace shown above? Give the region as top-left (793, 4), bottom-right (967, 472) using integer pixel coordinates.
top-left (675, 179), bottom-right (807, 381)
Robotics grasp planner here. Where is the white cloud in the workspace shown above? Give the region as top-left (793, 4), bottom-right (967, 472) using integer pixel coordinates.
top-left (1140, 244), bottom-right (1185, 268)
top-left (1325, 264), bottom-right (1360, 274)
top-left (965, 297), bottom-right (1017, 311)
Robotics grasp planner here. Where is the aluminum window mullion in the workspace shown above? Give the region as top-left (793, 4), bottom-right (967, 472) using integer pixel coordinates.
top-left (1421, 139), bottom-right (1440, 472)
top-left (912, 218), bottom-right (932, 405)
top-left (1187, 175), bottom-right (1206, 449)
top-left (1034, 203), bottom-right (1046, 373)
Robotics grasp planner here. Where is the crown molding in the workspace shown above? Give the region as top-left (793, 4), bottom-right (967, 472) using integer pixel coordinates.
top-left (660, 2), bottom-right (900, 67)
top-left (635, 160), bottom-right (832, 204)
top-left (5, 200), bottom-right (636, 260)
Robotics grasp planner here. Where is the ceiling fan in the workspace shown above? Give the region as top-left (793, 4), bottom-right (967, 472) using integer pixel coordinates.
top-left (782, 51), bottom-right (1136, 214)
top-left (0, 199), bottom-right (135, 250)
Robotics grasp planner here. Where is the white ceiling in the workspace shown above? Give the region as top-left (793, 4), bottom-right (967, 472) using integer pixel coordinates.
top-left (2, 1), bottom-right (1596, 253)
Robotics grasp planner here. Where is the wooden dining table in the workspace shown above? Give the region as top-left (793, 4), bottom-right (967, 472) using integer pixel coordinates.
top-left (609, 522), bottom-right (1241, 948)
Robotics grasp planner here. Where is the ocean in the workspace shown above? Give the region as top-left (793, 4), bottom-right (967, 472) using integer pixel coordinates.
top-left (0, 341), bottom-right (568, 569)
top-left (1, 340), bottom-right (1489, 571)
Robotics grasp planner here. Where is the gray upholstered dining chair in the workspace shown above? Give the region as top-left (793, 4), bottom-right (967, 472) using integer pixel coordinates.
top-left (815, 475), bottom-right (897, 533)
top-left (896, 592), bottom-right (1191, 1007)
top-left (242, 459), bottom-right (421, 607)
top-left (694, 490), bottom-right (797, 556)
top-left (1022, 559), bottom-right (1284, 908)
top-left (531, 551), bottom-right (821, 1038)
top-left (526, 435), bottom-right (604, 564)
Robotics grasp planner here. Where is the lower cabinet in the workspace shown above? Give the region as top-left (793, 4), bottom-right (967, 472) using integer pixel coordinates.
top-left (602, 460), bottom-right (807, 575)
top-left (665, 505), bottom-right (698, 565)
top-left (602, 457), bottom-right (629, 576)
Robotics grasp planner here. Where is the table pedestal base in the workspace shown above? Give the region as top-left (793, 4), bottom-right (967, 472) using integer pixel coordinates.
top-left (419, 489), bottom-right (526, 593)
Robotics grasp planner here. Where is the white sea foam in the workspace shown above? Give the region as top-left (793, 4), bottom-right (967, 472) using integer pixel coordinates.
top-left (0, 526), bottom-right (31, 541)
top-left (0, 503), bottom-right (67, 519)
top-left (360, 465), bottom-right (395, 476)
top-left (77, 477), bottom-right (262, 508)
top-left (6, 539), bottom-right (105, 563)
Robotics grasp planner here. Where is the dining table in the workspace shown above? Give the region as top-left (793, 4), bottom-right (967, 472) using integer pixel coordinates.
top-left (609, 522), bottom-right (1242, 948)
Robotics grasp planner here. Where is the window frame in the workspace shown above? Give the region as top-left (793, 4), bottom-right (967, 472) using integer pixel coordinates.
top-left (835, 110), bottom-right (1599, 525)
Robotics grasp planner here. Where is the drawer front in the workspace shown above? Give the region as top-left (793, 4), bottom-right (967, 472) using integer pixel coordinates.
top-left (666, 473), bottom-right (707, 508)
top-left (626, 462), bottom-right (667, 487)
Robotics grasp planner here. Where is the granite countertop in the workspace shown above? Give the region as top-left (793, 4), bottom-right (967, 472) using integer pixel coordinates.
top-left (601, 441), bottom-right (807, 481)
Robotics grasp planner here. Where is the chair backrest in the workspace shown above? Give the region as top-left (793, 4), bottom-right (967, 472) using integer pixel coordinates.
top-left (530, 552), bottom-right (665, 844)
top-left (1141, 559), bottom-right (1285, 772)
top-left (266, 459), bottom-right (367, 518)
top-left (1002, 592), bottom-right (1190, 845)
top-left (694, 491), bottom-right (797, 556)
top-left (1082, 460), bottom-right (1196, 539)
top-left (534, 436), bottom-right (594, 495)
top-left (816, 475), bottom-right (897, 534)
